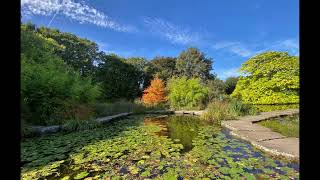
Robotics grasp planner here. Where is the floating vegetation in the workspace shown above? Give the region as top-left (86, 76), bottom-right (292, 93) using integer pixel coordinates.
top-left (21, 115), bottom-right (299, 179)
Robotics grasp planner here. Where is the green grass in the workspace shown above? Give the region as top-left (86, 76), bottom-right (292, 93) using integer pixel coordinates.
top-left (258, 115), bottom-right (299, 137)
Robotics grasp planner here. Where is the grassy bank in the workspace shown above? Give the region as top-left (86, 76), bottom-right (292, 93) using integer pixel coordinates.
top-left (257, 115), bottom-right (299, 137)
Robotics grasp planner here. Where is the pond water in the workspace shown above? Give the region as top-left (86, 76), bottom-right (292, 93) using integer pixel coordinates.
top-left (21, 115), bottom-right (299, 179)
top-left (144, 115), bottom-right (207, 153)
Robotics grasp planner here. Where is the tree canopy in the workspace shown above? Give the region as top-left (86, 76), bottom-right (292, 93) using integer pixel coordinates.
top-left (150, 56), bottom-right (177, 83)
top-left (225, 77), bottom-right (239, 95)
top-left (21, 24), bottom-right (101, 125)
top-left (95, 54), bottom-right (141, 101)
top-left (167, 77), bottom-right (209, 109)
top-left (231, 52), bottom-right (299, 104)
top-left (142, 77), bottom-right (167, 106)
top-left (176, 47), bottom-right (214, 81)
top-left (36, 26), bottom-right (101, 77)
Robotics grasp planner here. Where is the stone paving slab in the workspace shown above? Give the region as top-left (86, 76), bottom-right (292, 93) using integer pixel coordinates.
top-left (252, 138), bottom-right (299, 159)
top-left (237, 109), bottom-right (299, 123)
top-left (222, 121), bottom-right (273, 131)
top-left (231, 130), bottom-right (286, 142)
top-left (221, 109), bottom-right (299, 160)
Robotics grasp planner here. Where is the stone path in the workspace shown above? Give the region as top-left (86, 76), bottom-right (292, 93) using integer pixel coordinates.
top-left (221, 109), bottom-right (299, 160)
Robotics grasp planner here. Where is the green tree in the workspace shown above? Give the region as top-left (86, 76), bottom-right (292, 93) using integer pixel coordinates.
top-left (231, 51), bottom-right (299, 104)
top-left (36, 26), bottom-right (101, 77)
top-left (225, 77), bottom-right (239, 95)
top-left (207, 78), bottom-right (226, 101)
top-left (125, 57), bottom-right (153, 92)
top-left (95, 54), bottom-right (141, 101)
top-left (167, 77), bottom-right (208, 109)
top-left (150, 56), bottom-right (177, 83)
top-left (21, 24), bottom-right (101, 125)
top-left (176, 47), bottom-right (214, 81)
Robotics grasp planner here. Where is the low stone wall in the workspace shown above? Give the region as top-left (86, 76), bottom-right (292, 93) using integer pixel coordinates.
top-left (95, 112), bottom-right (132, 124)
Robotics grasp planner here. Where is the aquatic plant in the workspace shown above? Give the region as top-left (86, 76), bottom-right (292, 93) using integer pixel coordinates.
top-left (21, 115), bottom-right (299, 179)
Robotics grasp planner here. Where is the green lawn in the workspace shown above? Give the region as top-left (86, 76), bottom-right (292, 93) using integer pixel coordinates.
top-left (258, 115), bottom-right (299, 138)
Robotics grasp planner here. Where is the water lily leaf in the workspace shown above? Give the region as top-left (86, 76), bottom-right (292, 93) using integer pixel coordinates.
top-left (61, 175), bottom-right (70, 180)
top-left (73, 171), bottom-right (89, 179)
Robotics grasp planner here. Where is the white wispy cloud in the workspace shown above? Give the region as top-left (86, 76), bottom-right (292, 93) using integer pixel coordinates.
top-left (212, 38), bottom-right (299, 57)
top-left (142, 17), bottom-right (202, 45)
top-left (95, 41), bottom-right (109, 51)
top-left (21, 0), bottom-right (136, 32)
top-left (266, 38), bottom-right (299, 56)
top-left (216, 67), bottom-right (240, 80)
top-left (212, 41), bottom-right (256, 57)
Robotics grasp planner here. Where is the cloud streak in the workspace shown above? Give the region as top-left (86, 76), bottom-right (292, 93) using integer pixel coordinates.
top-left (212, 41), bottom-right (256, 57)
top-left (21, 0), bottom-right (136, 32)
top-left (211, 38), bottom-right (299, 57)
top-left (266, 38), bottom-right (299, 56)
top-left (216, 67), bottom-right (240, 80)
top-left (142, 17), bottom-right (202, 45)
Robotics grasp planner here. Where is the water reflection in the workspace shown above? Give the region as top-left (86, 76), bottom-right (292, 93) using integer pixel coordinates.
top-left (144, 115), bottom-right (210, 152)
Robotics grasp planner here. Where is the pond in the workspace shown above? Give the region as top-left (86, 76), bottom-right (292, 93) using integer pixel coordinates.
top-left (21, 115), bottom-right (299, 179)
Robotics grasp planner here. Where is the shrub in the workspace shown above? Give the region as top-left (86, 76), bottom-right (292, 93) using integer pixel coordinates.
top-left (21, 26), bottom-right (101, 125)
top-left (94, 100), bottom-right (136, 117)
top-left (201, 100), bottom-right (233, 123)
top-left (54, 103), bottom-right (96, 124)
top-left (62, 119), bottom-right (100, 132)
top-left (228, 98), bottom-right (257, 117)
top-left (167, 77), bottom-right (208, 110)
top-left (94, 100), bottom-right (146, 117)
top-left (142, 77), bottom-right (167, 106)
top-left (206, 79), bottom-right (226, 102)
top-left (201, 98), bottom-right (257, 123)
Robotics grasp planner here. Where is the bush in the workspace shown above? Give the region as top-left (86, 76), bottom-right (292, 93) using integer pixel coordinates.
top-left (201, 100), bottom-right (233, 123)
top-left (62, 119), bottom-right (100, 132)
top-left (94, 100), bottom-right (139, 117)
top-left (167, 77), bottom-right (208, 110)
top-left (54, 103), bottom-right (96, 124)
top-left (206, 79), bottom-right (226, 102)
top-left (228, 98), bottom-right (257, 117)
top-left (21, 26), bottom-right (101, 125)
top-left (201, 98), bottom-right (257, 123)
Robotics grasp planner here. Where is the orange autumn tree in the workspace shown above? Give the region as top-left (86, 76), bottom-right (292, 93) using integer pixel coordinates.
top-left (142, 77), bottom-right (167, 106)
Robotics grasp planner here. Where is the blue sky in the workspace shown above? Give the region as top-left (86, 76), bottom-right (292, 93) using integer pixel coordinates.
top-left (21, 0), bottom-right (299, 80)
